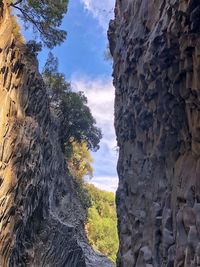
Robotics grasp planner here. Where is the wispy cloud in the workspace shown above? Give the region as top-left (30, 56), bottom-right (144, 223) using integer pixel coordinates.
top-left (71, 75), bottom-right (118, 192)
top-left (71, 75), bottom-right (115, 146)
top-left (87, 176), bottom-right (118, 193)
top-left (80, 0), bottom-right (115, 32)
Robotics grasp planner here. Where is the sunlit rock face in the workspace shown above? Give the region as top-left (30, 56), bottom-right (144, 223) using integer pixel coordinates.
top-left (109, 0), bottom-right (200, 266)
top-left (0, 1), bottom-right (113, 266)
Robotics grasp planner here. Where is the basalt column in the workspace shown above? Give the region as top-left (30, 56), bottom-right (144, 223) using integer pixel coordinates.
top-left (109, 1), bottom-right (200, 266)
top-left (0, 1), bottom-right (113, 266)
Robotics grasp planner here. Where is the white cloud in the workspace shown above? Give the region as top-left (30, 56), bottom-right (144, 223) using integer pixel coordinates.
top-left (71, 75), bottom-right (118, 192)
top-left (87, 176), bottom-right (118, 193)
top-left (71, 75), bottom-right (116, 148)
top-left (80, 0), bottom-right (115, 32)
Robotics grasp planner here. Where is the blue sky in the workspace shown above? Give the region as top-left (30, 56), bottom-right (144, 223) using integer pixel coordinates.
top-left (24, 0), bottom-right (118, 192)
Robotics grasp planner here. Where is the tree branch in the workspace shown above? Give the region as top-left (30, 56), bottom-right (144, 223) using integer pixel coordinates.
top-left (12, 0), bottom-right (23, 6)
top-left (10, 3), bottom-right (44, 36)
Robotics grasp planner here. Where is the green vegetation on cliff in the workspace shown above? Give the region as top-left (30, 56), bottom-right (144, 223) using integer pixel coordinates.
top-left (86, 184), bottom-right (119, 264)
top-left (10, 0), bottom-right (68, 48)
top-left (43, 52), bottom-right (102, 156)
top-left (43, 52), bottom-right (118, 265)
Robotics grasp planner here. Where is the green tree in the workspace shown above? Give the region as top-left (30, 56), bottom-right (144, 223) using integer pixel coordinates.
top-left (43, 53), bottom-right (102, 154)
top-left (85, 184), bottom-right (119, 264)
top-left (68, 141), bottom-right (93, 180)
top-left (60, 91), bottom-right (102, 152)
top-left (67, 141), bottom-right (94, 212)
top-left (10, 0), bottom-right (68, 48)
top-left (43, 53), bottom-right (70, 100)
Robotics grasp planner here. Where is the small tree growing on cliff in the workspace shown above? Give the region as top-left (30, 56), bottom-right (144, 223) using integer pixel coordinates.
top-left (60, 91), bottom-right (102, 153)
top-left (42, 53), bottom-right (102, 156)
top-left (43, 52), bottom-right (70, 100)
top-left (10, 0), bottom-right (68, 48)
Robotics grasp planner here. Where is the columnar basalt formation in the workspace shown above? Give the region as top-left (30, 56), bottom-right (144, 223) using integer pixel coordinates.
top-left (0, 1), bottom-right (113, 266)
top-left (109, 0), bottom-right (200, 266)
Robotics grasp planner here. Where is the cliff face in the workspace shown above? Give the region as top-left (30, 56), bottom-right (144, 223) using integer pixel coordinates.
top-left (0, 1), bottom-right (113, 266)
top-left (109, 0), bottom-right (200, 266)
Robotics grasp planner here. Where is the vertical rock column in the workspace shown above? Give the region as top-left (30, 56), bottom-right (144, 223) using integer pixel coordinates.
top-left (0, 2), bottom-right (61, 265)
top-left (0, 2), bottom-right (114, 266)
top-left (109, 0), bottom-right (200, 266)
top-left (0, 1), bottom-right (88, 265)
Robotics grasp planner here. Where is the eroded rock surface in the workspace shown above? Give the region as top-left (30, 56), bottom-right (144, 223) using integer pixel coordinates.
top-left (0, 1), bottom-right (113, 266)
top-left (109, 0), bottom-right (200, 266)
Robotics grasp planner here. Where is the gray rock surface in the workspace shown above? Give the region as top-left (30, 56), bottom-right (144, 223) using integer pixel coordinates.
top-left (0, 1), bottom-right (113, 266)
top-left (109, 0), bottom-right (200, 266)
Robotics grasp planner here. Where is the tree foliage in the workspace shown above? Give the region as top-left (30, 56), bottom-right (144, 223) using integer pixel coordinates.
top-left (42, 52), bottom-right (102, 155)
top-left (73, 178), bottom-right (92, 212)
top-left (68, 141), bottom-right (93, 180)
top-left (25, 40), bottom-right (42, 56)
top-left (43, 53), bottom-right (70, 100)
top-left (10, 0), bottom-right (68, 48)
top-left (66, 142), bottom-right (94, 213)
top-left (60, 91), bottom-right (102, 152)
top-left (85, 184), bottom-right (119, 264)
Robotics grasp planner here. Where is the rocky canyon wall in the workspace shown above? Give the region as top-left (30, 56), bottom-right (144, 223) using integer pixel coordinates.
top-left (109, 0), bottom-right (200, 266)
top-left (0, 1), bottom-right (113, 266)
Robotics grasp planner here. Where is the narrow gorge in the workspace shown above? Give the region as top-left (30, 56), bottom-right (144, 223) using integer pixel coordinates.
top-left (0, 1), bottom-right (113, 266)
top-left (109, 0), bottom-right (200, 266)
top-left (1, 0), bottom-right (200, 266)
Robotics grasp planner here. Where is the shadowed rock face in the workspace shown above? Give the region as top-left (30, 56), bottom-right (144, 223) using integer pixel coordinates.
top-left (0, 1), bottom-right (113, 266)
top-left (109, 0), bottom-right (200, 266)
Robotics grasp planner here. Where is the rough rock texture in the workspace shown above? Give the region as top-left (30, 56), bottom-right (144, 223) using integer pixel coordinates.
top-left (0, 1), bottom-right (113, 266)
top-left (109, 0), bottom-right (200, 266)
